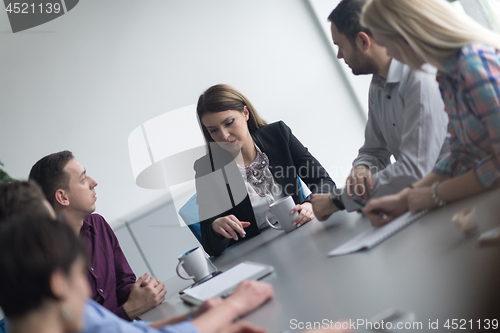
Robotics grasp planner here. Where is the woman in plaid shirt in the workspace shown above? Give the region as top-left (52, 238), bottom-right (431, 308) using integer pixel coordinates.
top-left (357, 0), bottom-right (500, 225)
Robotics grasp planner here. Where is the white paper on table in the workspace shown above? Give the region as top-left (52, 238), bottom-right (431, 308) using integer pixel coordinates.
top-left (328, 210), bottom-right (429, 257)
top-left (183, 262), bottom-right (272, 301)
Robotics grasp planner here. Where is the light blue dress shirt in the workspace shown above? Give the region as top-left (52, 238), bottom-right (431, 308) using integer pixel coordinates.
top-left (82, 299), bottom-right (200, 333)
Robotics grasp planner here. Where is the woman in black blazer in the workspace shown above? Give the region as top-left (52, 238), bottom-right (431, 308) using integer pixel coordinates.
top-left (194, 84), bottom-right (336, 256)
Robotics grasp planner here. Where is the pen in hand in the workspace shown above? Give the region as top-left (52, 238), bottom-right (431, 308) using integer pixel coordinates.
top-left (353, 199), bottom-right (388, 220)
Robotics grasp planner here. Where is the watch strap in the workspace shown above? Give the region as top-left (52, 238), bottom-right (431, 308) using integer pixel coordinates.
top-left (330, 192), bottom-right (345, 210)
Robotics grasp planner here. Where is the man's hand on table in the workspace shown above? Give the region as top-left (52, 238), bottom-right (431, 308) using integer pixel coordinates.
top-left (123, 272), bottom-right (167, 319)
top-left (225, 280), bottom-right (274, 317)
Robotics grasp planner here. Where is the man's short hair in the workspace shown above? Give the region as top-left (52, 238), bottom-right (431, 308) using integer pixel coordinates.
top-left (0, 180), bottom-right (51, 222)
top-left (0, 216), bottom-right (85, 319)
top-left (28, 150), bottom-right (74, 206)
top-left (328, 0), bottom-right (372, 45)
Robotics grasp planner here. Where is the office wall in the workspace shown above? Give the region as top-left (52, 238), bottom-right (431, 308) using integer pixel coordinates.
top-left (309, 0), bottom-right (372, 116)
top-left (0, 0), bottom-right (367, 307)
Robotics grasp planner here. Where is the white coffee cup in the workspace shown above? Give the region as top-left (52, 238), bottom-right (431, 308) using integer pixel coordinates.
top-left (176, 247), bottom-right (210, 282)
top-left (265, 196), bottom-right (299, 233)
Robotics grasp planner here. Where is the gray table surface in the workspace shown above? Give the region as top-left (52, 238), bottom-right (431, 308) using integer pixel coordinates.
top-left (141, 188), bottom-right (500, 332)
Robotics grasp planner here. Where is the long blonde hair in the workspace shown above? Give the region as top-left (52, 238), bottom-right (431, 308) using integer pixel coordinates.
top-left (196, 84), bottom-right (268, 148)
top-left (360, 0), bottom-right (500, 71)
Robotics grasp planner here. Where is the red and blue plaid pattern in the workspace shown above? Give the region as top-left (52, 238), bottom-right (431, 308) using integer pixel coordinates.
top-left (434, 43), bottom-right (500, 187)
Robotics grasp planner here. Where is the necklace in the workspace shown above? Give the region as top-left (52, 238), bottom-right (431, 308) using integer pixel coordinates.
top-left (239, 149), bottom-right (273, 197)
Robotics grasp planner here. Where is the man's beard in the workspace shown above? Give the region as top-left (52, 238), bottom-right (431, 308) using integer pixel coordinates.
top-left (350, 48), bottom-right (379, 76)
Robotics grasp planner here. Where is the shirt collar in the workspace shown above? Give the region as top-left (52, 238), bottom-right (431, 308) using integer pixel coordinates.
top-left (371, 58), bottom-right (403, 88)
top-left (385, 58), bottom-right (404, 84)
top-left (79, 218), bottom-right (95, 237)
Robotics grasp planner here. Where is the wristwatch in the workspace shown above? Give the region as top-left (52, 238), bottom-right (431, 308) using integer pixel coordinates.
top-left (330, 192), bottom-right (345, 210)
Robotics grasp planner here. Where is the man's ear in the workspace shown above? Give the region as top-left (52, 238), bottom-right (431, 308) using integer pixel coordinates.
top-left (50, 269), bottom-right (68, 299)
top-left (55, 189), bottom-right (70, 207)
top-left (356, 31), bottom-right (372, 52)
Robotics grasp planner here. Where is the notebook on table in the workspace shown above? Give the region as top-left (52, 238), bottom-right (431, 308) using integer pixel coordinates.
top-left (328, 210), bottom-right (429, 257)
top-left (180, 261), bottom-right (274, 305)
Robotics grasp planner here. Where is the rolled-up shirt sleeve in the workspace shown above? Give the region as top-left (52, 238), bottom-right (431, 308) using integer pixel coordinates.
top-left (433, 121), bottom-right (477, 178)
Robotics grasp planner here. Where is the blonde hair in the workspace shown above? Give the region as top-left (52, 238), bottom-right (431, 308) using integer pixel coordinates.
top-left (196, 84), bottom-right (268, 147)
top-left (360, 0), bottom-right (500, 71)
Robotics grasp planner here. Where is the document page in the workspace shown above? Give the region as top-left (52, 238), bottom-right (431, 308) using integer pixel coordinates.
top-left (183, 262), bottom-right (270, 301)
top-left (329, 210), bottom-right (428, 257)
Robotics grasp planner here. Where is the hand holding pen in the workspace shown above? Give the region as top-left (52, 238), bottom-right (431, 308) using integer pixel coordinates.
top-left (353, 199), bottom-right (388, 220)
top-left (361, 194), bottom-right (409, 227)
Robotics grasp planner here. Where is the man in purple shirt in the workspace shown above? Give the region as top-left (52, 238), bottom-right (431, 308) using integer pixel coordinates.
top-left (29, 150), bottom-right (166, 321)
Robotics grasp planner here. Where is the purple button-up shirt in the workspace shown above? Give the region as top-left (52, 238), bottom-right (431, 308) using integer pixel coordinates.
top-left (80, 214), bottom-right (136, 321)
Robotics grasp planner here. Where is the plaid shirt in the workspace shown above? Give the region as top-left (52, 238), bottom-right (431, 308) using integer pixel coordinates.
top-left (434, 43), bottom-right (500, 188)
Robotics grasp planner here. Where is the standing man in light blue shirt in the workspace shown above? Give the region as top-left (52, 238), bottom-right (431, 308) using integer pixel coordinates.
top-left (312, 0), bottom-right (449, 220)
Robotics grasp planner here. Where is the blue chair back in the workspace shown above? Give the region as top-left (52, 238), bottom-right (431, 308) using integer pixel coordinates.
top-left (297, 175), bottom-right (306, 201)
top-left (0, 318), bottom-right (7, 333)
top-left (179, 193), bottom-right (202, 243)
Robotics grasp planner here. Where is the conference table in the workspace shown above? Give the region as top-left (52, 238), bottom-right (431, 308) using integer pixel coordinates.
top-left (141, 188), bottom-right (500, 332)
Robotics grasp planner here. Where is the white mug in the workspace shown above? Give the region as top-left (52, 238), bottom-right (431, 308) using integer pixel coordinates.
top-left (176, 247), bottom-right (210, 282)
top-left (265, 196), bottom-right (299, 233)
